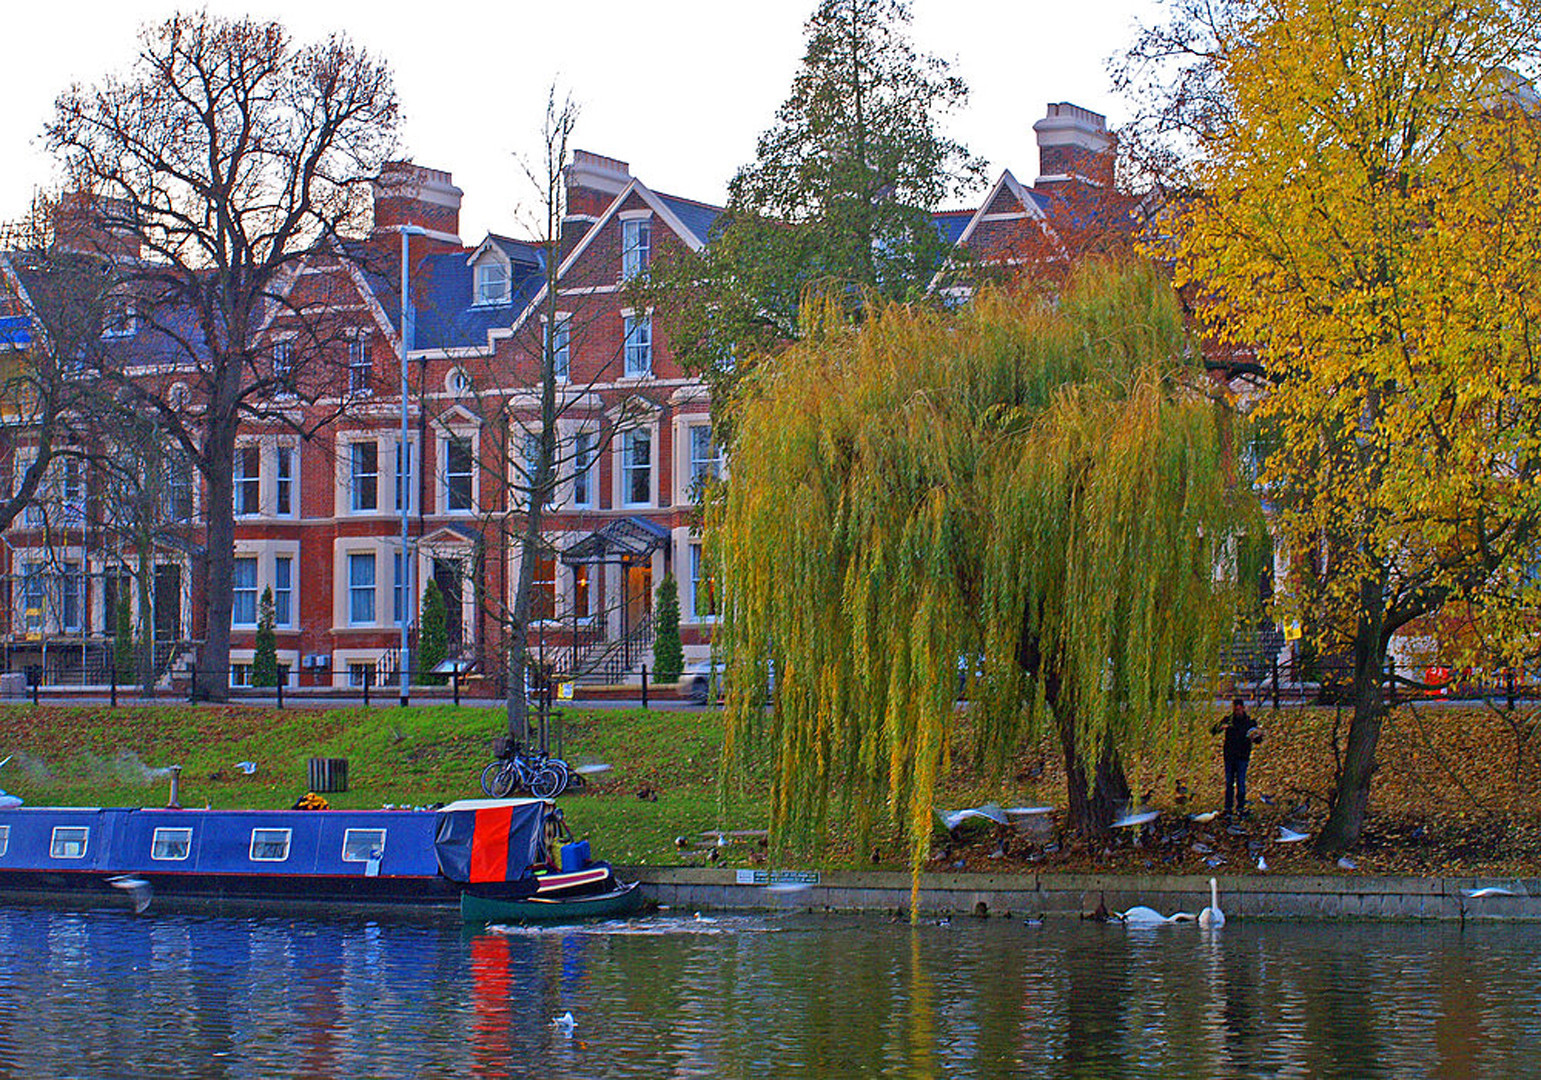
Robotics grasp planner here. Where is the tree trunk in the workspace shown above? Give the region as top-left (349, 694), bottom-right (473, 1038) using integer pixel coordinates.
top-left (137, 543), bottom-right (153, 697)
top-left (1059, 707), bottom-right (1131, 836)
top-left (1316, 593), bottom-right (1388, 852)
top-left (195, 421), bottom-right (237, 703)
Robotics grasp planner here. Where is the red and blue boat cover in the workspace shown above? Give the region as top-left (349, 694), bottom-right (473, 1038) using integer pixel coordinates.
top-left (433, 800), bottom-right (551, 885)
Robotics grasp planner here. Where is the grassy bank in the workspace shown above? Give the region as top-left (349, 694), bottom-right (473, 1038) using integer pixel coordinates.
top-left (0, 704), bottom-right (768, 866)
top-left (0, 701), bottom-right (1536, 876)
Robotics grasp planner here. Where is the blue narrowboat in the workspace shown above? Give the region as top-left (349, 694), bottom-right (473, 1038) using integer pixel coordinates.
top-left (0, 799), bottom-right (640, 921)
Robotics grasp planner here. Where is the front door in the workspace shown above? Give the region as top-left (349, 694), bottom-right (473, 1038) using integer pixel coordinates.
top-left (625, 562), bottom-right (653, 631)
top-left (153, 565), bottom-right (181, 641)
top-left (433, 559), bottom-right (463, 652)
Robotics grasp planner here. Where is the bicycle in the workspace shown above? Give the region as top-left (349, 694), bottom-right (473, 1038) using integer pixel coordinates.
top-left (479, 746), bottom-right (570, 799)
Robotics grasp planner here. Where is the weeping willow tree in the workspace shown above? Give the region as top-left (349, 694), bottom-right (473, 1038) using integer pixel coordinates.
top-left (711, 262), bottom-right (1263, 896)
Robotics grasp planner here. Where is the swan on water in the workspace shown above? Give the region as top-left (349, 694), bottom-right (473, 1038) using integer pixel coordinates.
top-left (1118, 905), bottom-right (1197, 926)
top-left (1198, 877), bottom-right (1225, 929)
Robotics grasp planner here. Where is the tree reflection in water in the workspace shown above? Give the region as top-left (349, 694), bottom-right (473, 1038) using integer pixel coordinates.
top-left (0, 910), bottom-right (1532, 1076)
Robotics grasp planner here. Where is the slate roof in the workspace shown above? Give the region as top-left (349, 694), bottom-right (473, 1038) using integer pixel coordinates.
top-left (932, 210), bottom-right (974, 246)
top-left (656, 194), bottom-right (723, 245)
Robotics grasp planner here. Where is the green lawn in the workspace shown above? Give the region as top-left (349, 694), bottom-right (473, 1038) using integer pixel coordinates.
top-left (0, 703), bottom-right (770, 866)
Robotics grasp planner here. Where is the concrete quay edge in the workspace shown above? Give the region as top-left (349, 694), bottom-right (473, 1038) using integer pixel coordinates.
top-left (616, 866), bottom-right (1541, 921)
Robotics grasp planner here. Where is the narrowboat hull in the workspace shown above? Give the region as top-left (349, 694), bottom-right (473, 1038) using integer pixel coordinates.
top-left (0, 800), bottom-right (638, 920)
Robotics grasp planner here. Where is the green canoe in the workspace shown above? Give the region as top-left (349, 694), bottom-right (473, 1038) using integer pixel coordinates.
top-left (461, 882), bottom-right (645, 924)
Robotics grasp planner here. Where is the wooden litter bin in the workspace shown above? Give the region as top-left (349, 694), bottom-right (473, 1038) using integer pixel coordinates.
top-left (306, 757), bottom-right (349, 793)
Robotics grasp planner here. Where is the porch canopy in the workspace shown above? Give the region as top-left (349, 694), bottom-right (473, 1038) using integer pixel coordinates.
top-left (559, 516), bottom-right (669, 566)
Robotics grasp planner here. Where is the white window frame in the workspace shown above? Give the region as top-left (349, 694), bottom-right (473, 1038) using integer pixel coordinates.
top-left (342, 828), bottom-right (387, 862)
top-left (393, 439), bottom-right (414, 514)
top-left (571, 429), bottom-right (596, 509)
top-left (621, 427), bottom-right (653, 508)
top-left (690, 541), bottom-right (718, 621)
top-left (688, 424), bottom-right (721, 487)
top-left (443, 434), bottom-right (475, 513)
top-left (60, 561), bottom-right (84, 633)
top-left (475, 261), bottom-right (510, 305)
top-left (50, 826), bottom-right (89, 859)
top-left (622, 312), bottom-right (652, 378)
top-left (151, 827), bottom-right (193, 862)
top-left (347, 336), bottom-right (372, 395)
top-left (275, 445), bottom-right (296, 518)
top-left (232, 556), bottom-right (259, 627)
top-left (273, 554), bottom-right (294, 627)
top-left (621, 216), bottom-right (651, 280)
top-left (0, 824), bottom-right (9, 858)
top-left (249, 828), bottom-right (292, 862)
top-left (547, 314), bottom-right (571, 382)
top-left (235, 444), bottom-right (261, 516)
top-left (348, 552), bottom-right (376, 625)
top-left (350, 441), bottom-right (379, 513)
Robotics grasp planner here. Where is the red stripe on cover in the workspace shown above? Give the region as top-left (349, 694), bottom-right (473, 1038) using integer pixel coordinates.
top-left (469, 806), bottom-right (512, 883)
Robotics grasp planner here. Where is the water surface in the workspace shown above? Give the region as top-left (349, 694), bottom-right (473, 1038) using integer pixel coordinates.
top-left (1, 905), bottom-right (1537, 1077)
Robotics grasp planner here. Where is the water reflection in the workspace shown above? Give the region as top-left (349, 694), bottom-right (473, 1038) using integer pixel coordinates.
top-left (0, 907), bottom-right (1537, 1077)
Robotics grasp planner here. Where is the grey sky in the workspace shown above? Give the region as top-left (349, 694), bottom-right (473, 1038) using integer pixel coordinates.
top-left (1, 0), bottom-right (1161, 239)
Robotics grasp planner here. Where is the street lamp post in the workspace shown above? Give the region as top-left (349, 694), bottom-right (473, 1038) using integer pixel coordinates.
top-left (399, 225), bottom-right (425, 707)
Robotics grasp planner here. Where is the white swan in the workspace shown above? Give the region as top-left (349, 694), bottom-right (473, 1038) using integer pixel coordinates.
top-left (1118, 905), bottom-right (1197, 926)
top-left (1198, 877), bottom-right (1225, 928)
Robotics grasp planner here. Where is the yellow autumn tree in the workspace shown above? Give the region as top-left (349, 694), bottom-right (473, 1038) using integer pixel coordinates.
top-left (710, 263), bottom-right (1263, 901)
top-left (1133, 0), bottom-right (1541, 849)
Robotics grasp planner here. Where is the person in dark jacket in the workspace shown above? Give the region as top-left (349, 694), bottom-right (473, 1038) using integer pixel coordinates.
top-left (1211, 698), bottom-right (1262, 816)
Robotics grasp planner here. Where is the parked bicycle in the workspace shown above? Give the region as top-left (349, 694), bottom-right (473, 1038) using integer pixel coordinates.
top-left (479, 746), bottom-right (571, 799)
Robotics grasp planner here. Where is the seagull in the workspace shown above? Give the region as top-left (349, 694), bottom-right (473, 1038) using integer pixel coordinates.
top-left (1189, 810), bottom-right (1220, 824)
top-left (108, 875), bottom-right (153, 914)
top-left (235, 761), bottom-right (257, 775)
top-left (1205, 856), bottom-right (1227, 868)
top-left (552, 1012), bottom-right (576, 1035)
top-left (1257, 855), bottom-right (1268, 871)
top-left (574, 763), bottom-right (611, 775)
top-left (1112, 810), bottom-right (1159, 829)
top-left (1199, 878), bottom-right (1226, 928)
top-left (1337, 857), bottom-right (1358, 871)
top-left (1277, 826), bottom-right (1311, 843)
top-left (1462, 886), bottom-right (1517, 898)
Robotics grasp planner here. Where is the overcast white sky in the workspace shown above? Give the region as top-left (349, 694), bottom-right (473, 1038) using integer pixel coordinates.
top-left (1, 0), bottom-right (1163, 240)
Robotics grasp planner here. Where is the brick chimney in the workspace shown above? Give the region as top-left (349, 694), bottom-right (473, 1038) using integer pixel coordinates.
top-left (564, 150), bottom-right (631, 220)
top-left (53, 192), bottom-right (140, 260)
top-left (1033, 103), bottom-right (1115, 189)
top-left (372, 162), bottom-right (464, 248)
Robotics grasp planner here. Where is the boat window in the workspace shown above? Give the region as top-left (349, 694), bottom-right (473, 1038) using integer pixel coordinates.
top-left (249, 828), bottom-right (292, 862)
top-left (50, 826), bottom-right (89, 859)
top-left (151, 827), bottom-right (193, 861)
top-left (342, 828), bottom-right (386, 862)
top-left (0, 825), bottom-right (9, 857)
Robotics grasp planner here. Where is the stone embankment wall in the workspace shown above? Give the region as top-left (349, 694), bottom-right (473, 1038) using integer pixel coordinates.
top-left (624, 868), bottom-right (1541, 921)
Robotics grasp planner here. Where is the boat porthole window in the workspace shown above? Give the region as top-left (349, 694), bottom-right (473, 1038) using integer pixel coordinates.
top-left (0, 825), bottom-right (9, 857)
top-left (151, 827), bottom-right (193, 861)
top-left (249, 828), bottom-right (292, 862)
top-left (342, 828), bottom-right (386, 863)
top-left (50, 826), bottom-right (89, 859)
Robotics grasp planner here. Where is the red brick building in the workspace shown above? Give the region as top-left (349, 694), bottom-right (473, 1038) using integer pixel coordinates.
top-left (0, 104), bottom-right (1133, 693)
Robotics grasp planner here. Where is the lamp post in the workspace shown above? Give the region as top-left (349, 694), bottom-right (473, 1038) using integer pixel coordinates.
top-left (399, 225), bottom-right (425, 707)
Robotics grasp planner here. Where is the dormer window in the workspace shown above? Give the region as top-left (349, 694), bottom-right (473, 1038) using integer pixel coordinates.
top-left (622, 217), bottom-right (651, 280)
top-left (476, 262), bottom-right (510, 305)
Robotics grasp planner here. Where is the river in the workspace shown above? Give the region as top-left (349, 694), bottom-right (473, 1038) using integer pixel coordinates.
top-left (1, 905), bottom-right (1536, 1077)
